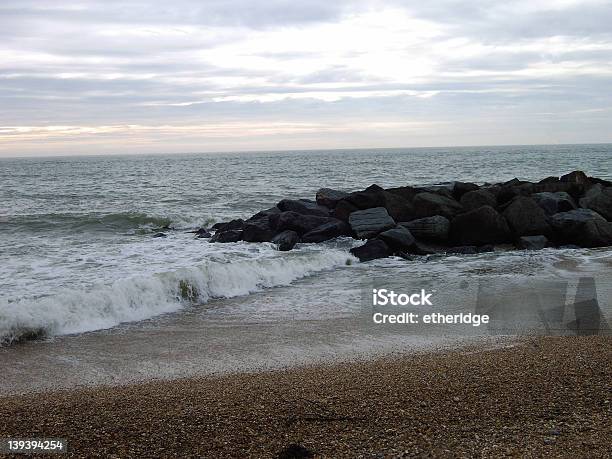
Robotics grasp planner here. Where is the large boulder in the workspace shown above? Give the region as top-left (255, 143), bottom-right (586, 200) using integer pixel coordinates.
top-left (210, 229), bottom-right (242, 243)
top-left (212, 219), bottom-right (244, 232)
top-left (502, 196), bottom-right (551, 237)
top-left (344, 185), bottom-right (386, 210)
top-left (241, 217), bottom-right (275, 242)
top-left (301, 219), bottom-right (351, 243)
top-left (315, 188), bottom-right (350, 209)
top-left (270, 211), bottom-right (333, 235)
top-left (377, 226), bottom-right (415, 251)
top-left (382, 191), bottom-right (415, 222)
top-left (579, 185), bottom-right (612, 221)
top-left (400, 215), bottom-right (450, 242)
top-left (551, 209), bottom-right (612, 248)
top-left (348, 207), bottom-right (396, 239)
top-left (532, 192), bottom-right (576, 215)
top-left (413, 192), bottom-right (463, 219)
top-left (560, 170), bottom-right (589, 185)
top-left (518, 235), bottom-right (548, 250)
top-left (332, 200), bottom-right (359, 222)
top-left (452, 182), bottom-right (480, 200)
top-left (460, 189), bottom-right (497, 211)
top-left (385, 185), bottom-right (421, 202)
top-left (271, 230), bottom-right (299, 251)
top-left (451, 205), bottom-right (512, 245)
top-left (277, 199), bottom-right (329, 217)
top-left (349, 239), bottom-right (390, 262)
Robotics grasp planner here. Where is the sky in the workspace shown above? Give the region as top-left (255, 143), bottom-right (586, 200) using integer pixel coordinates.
top-left (1, 0), bottom-right (612, 156)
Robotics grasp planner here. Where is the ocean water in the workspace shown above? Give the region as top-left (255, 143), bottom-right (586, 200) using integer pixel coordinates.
top-left (1, 144), bottom-right (611, 345)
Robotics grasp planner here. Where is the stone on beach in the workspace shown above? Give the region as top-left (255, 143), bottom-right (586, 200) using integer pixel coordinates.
top-left (315, 188), bottom-right (349, 209)
top-left (400, 215), bottom-right (450, 242)
top-left (271, 230), bottom-right (299, 251)
top-left (413, 192), bottom-right (463, 219)
top-left (301, 220), bottom-right (351, 243)
top-left (460, 189), bottom-right (497, 211)
top-left (451, 205), bottom-right (512, 245)
top-left (377, 226), bottom-right (415, 251)
top-left (532, 192), bottom-right (576, 215)
top-left (518, 235), bottom-right (548, 250)
top-left (349, 239), bottom-right (389, 261)
top-left (277, 199), bottom-right (329, 217)
top-left (502, 196), bottom-right (551, 237)
top-left (551, 209), bottom-right (612, 247)
top-left (348, 207), bottom-right (396, 239)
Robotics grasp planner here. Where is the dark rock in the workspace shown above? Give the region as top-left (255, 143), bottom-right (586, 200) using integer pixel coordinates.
top-left (532, 192), bottom-right (576, 215)
top-left (382, 191), bottom-right (415, 222)
top-left (377, 226), bottom-right (415, 251)
top-left (247, 207), bottom-right (280, 221)
top-left (551, 209), bottom-right (612, 247)
top-left (153, 232), bottom-right (167, 238)
top-left (385, 185), bottom-right (421, 202)
top-left (315, 188), bottom-right (349, 208)
top-left (277, 199), bottom-right (329, 217)
top-left (413, 192), bottom-right (463, 219)
top-left (478, 244), bottom-right (495, 253)
top-left (242, 218), bottom-right (275, 242)
top-left (277, 443), bottom-right (314, 459)
top-left (194, 228), bottom-right (212, 238)
top-left (271, 230), bottom-right (299, 251)
top-left (349, 239), bottom-right (390, 262)
top-left (401, 216), bottom-right (450, 242)
top-left (452, 182), bottom-right (480, 200)
top-left (451, 205), bottom-right (512, 245)
top-left (210, 229), bottom-right (242, 243)
top-left (348, 207), bottom-right (396, 239)
top-left (448, 246), bottom-right (478, 254)
top-left (410, 240), bottom-right (445, 255)
top-left (559, 244), bottom-right (581, 250)
top-left (212, 219), bottom-right (244, 232)
top-left (579, 185), bottom-right (612, 221)
top-left (301, 219), bottom-right (351, 243)
top-left (332, 200), bottom-right (359, 222)
top-left (460, 189), bottom-right (497, 211)
top-left (560, 170), bottom-right (589, 185)
top-left (539, 176), bottom-right (559, 184)
top-left (503, 178), bottom-right (522, 187)
top-left (344, 188), bottom-right (386, 210)
top-left (532, 181), bottom-right (584, 198)
top-left (518, 235), bottom-right (548, 250)
top-left (270, 212), bottom-right (333, 235)
top-left (502, 196), bottom-right (551, 237)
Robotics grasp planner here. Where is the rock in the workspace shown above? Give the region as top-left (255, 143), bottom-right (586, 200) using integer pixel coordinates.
top-left (452, 182), bottom-right (480, 200)
top-left (421, 185), bottom-right (455, 200)
top-left (478, 244), bottom-right (495, 253)
top-left (153, 232), bottom-right (167, 238)
top-left (332, 200), bottom-right (359, 222)
top-left (451, 205), bottom-right (512, 245)
top-left (344, 187), bottom-right (386, 210)
top-left (271, 230), bottom-right (299, 251)
top-left (377, 226), bottom-right (415, 251)
top-left (579, 185), bottom-right (612, 221)
top-left (532, 192), bottom-right (576, 215)
top-left (410, 240), bottom-right (445, 255)
top-left (551, 209), bottom-right (612, 247)
top-left (210, 229), bottom-right (242, 243)
top-left (413, 192), bottom-right (463, 219)
top-left (301, 219), bottom-right (351, 243)
top-left (400, 216), bottom-right (450, 242)
top-left (241, 217), bottom-right (275, 242)
top-left (212, 219), bottom-right (244, 232)
top-left (560, 170), bottom-right (589, 185)
top-left (385, 185), bottom-right (421, 202)
top-left (502, 196), bottom-right (551, 237)
top-left (247, 207), bottom-right (280, 221)
top-left (194, 228), bottom-right (212, 238)
top-left (382, 191), bottom-right (415, 222)
top-left (539, 176), bottom-right (559, 184)
top-left (349, 239), bottom-right (390, 262)
top-left (270, 212), bottom-right (333, 235)
top-left (277, 444), bottom-right (314, 459)
top-left (315, 188), bottom-right (349, 208)
top-left (447, 246), bottom-right (478, 254)
top-left (460, 189), bottom-right (497, 211)
top-left (348, 207), bottom-right (396, 239)
top-left (518, 235), bottom-right (548, 250)
top-left (277, 199), bottom-right (329, 217)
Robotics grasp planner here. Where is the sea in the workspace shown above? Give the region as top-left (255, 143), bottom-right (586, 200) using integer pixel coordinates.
top-left (1, 145), bottom-right (611, 392)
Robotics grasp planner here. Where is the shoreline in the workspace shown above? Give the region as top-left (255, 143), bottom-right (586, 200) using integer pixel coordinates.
top-left (1, 336), bottom-right (609, 457)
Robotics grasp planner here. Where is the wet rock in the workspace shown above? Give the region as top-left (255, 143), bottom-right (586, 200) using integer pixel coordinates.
top-left (539, 176), bottom-right (559, 184)
top-left (277, 199), bottom-right (329, 217)
top-left (277, 443), bottom-right (314, 459)
top-left (153, 232), bottom-right (167, 238)
top-left (560, 170), bottom-right (589, 185)
top-left (212, 219), bottom-right (244, 232)
top-left (247, 207), bottom-right (280, 221)
top-left (551, 209), bottom-right (612, 247)
top-left (532, 192), bottom-right (576, 215)
top-left (382, 191), bottom-right (415, 222)
top-left (344, 186), bottom-right (386, 210)
top-left (503, 196), bottom-right (551, 237)
top-left (452, 182), bottom-right (480, 200)
top-left (451, 205), bottom-right (512, 245)
top-left (348, 207), bottom-right (396, 239)
top-left (413, 192), bottom-right (463, 219)
top-left (448, 246), bottom-right (478, 254)
top-left (194, 228), bottom-right (212, 238)
top-left (210, 229), bottom-right (242, 243)
top-left (332, 200), bottom-right (359, 222)
top-left (400, 215), bottom-right (450, 242)
top-left (518, 235), bottom-right (548, 250)
top-left (579, 185), bottom-right (612, 221)
top-left (385, 185), bottom-right (421, 202)
top-left (270, 211), bottom-right (333, 235)
top-left (377, 226), bottom-right (415, 251)
top-left (271, 230), bottom-right (299, 251)
top-left (242, 217), bottom-right (275, 242)
top-left (301, 219), bottom-right (351, 243)
top-left (315, 188), bottom-right (349, 208)
top-left (477, 244), bottom-right (495, 253)
top-left (460, 189), bottom-right (497, 211)
top-left (349, 239), bottom-right (390, 262)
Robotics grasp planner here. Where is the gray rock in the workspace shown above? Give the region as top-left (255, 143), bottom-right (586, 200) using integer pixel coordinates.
top-left (452, 182), bottom-right (480, 200)
top-left (247, 207), bottom-right (280, 221)
top-left (332, 200), bottom-right (359, 222)
top-left (349, 239), bottom-right (389, 262)
top-left (503, 196), bottom-right (551, 237)
top-left (401, 216), bottom-right (450, 242)
top-left (194, 228), bottom-right (212, 238)
top-left (560, 170), bottom-right (589, 185)
top-left (241, 218), bottom-right (275, 242)
top-left (532, 192), bottom-right (576, 215)
top-left (270, 211), bottom-right (333, 235)
top-left (447, 246), bottom-right (478, 254)
top-left (551, 209), bottom-right (612, 247)
top-left (451, 205), bottom-right (512, 245)
top-left (315, 188), bottom-right (349, 208)
top-left (377, 226), bottom-right (415, 251)
top-left (460, 189), bottom-right (497, 211)
top-left (348, 207), bottom-right (396, 239)
top-left (210, 229), bottom-right (242, 243)
top-left (518, 235), bottom-right (548, 250)
top-left (271, 230), bottom-right (299, 251)
top-left (212, 219), bottom-right (244, 232)
top-left (579, 185), bottom-right (612, 221)
top-left (301, 219), bottom-right (350, 243)
top-left (413, 192), bottom-right (463, 219)
top-left (277, 199), bottom-right (329, 217)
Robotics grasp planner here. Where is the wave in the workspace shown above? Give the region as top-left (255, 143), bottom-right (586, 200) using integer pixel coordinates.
top-left (0, 249), bottom-right (355, 345)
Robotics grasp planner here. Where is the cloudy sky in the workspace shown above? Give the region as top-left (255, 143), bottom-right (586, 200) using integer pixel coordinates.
top-left (1, 0), bottom-right (612, 156)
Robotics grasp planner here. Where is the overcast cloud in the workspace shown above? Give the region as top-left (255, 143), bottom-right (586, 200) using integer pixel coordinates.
top-left (1, 0), bottom-right (611, 156)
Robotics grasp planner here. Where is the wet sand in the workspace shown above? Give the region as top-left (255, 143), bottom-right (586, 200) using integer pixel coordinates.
top-left (0, 336), bottom-right (609, 458)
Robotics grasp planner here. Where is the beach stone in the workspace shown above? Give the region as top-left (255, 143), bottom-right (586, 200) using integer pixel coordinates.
top-left (348, 207), bottom-right (396, 239)
top-left (478, 244), bottom-right (495, 252)
top-left (460, 189), bottom-right (497, 211)
top-left (413, 192), bottom-right (463, 219)
top-left (270, 211), bottom-right (333, 235)
top-left (277, 199), bottom-right (329, 217)
top-left (401, 215), bottom-right (450, 242)
top-left (518, 235), bottom-right (548, 250)
top-left (377, 226), bottom-right (415, 251)
top-left (560, 170), bottom-right (589, 185)
top-left (551, 209), bottom-right (612, 247)
top-left (448, 246), bottom-right (478, 254)
top-left (301, 219), bottom-right (350, 243)
top-left (344, 185), bottom-right (386, 210)
top-left (247, 207), bottom-right (280, 221)
top-left (451, 205), bottom-right (512, 245)
top-left (212, 218), bottom-right (244, 232)
top-left (315, 188), bottom-right (349, 208)
top-left (241, 217), bottom-right (275, 242)
top-left (382, 191), bottom-right (415, 222)
top-left (579, 185), bottom-right (612, 221)
top-left (350, 239), bottom-right (389, 262)
top-left (385, 185), bottom-right (421, 202)
top-left (210, 229), bottom-right (242, 243)
top-left (194, 228), bottom-right (212, 238)
top-left (539, 176), bottom-right (560, 184)
top-left (271, 230), bottom-right (299, 251)
top-left (503, 196), bottom-right (551, 237)
top-left (532, 192), bottom-right (576, 215)
top-left (452, 182), bottom-right (480, 200)
top-left (332, 200), bottom-right (359, 222)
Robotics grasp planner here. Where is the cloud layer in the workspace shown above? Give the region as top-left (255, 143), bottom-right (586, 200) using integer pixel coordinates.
top-left (1, 0), bottom-right (611, 155)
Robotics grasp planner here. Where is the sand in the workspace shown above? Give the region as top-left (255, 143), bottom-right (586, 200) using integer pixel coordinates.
top-left (0, 336), bottom-right (610, 458)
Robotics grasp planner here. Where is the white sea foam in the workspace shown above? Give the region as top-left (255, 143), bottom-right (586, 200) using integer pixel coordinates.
top-left (0, 249), bottom-right (355, 345)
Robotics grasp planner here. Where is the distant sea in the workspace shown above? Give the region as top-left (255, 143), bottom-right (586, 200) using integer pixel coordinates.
top-left (1, 144), bottom-right (611, 345)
